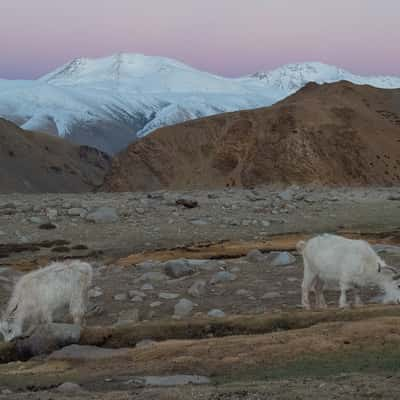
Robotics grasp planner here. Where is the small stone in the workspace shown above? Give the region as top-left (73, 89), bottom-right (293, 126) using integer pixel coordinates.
top-left (278, 189), bottom-right (293, 202)
top-left (159, 292), bottom-right (180, 300)
top-left (150, 301), bottom-right (162, 308)
top-left (262, 292), bottom-right (281, 299)
top-left (190, 219), bottom-right (209, 226)
top-left (86, 207), bottom-right (119, 223)
top-left (207, 309), bottom-right (225, 318)
top-left (88, 287), bottom-right (103, 298)
top-left (164, 259), bottom-right (196, 278)
top-left (128, 290), bottom-right (146, 298)
top-left (174, 298), bottom-right (194, 317)
top-left (267, 251), bottom-right (296, 267)
top-left (39, 222), bottom-right (57, 230)
top-left (261, 220), bottom-right (271, 227)
top-left (246, 249), bottom-right (265, 263)
top-left (116, 309), bottom-right (140, 325)
top-left (138, 271), bottom-right (169, 282)
top-left (56, 382), bottom-right (82, 393)
top-left (68, 208), bottom-right (87, 217)
top-left (235, 289), bottom-right (251, 296)
top-left (131, 296), bottom-right (144, 303)
top-left (29, 216), bottom-right (44, 224)
top-left (176, 198), bottom-right (198, 208)
top-left (141, 283), bottom-right (154, 291)
top-left (113, 293), bottom-right (128, 301)
top-left (135, 207), bottom-right (145, 214)
top-left (46, 208), bottom-right (58, 219)
top-left (188, 280), bottom-right (207, 297)
top-left (136, 339), bottom-right (156, 349)
top-left (210, 271), bottom-right (236, 284)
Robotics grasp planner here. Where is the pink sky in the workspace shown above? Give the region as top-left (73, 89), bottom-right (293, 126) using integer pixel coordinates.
top-left (1, 0), bottom-right (399, 79)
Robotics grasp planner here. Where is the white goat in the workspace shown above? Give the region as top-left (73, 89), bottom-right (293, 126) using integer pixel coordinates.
top-left (297, 234), bottom-right (400, 309)
top-left (0, 260), bottom-right (93, 342)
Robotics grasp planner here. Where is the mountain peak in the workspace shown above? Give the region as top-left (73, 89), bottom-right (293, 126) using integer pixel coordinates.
top-left (39, 53), bottom-right (197, 85)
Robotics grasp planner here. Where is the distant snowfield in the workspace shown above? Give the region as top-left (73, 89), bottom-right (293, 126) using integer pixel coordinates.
top-left (1, 54), bottom-right (399, 153)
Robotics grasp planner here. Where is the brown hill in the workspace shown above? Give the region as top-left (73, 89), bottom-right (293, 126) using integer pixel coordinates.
top-left (0, 118), bottom-right (111, 193)
top-left (103, 81), bottom-right (400, 192)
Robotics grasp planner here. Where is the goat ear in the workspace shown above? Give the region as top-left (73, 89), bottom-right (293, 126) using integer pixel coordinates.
top-left (378, 263), bottom-right (382, 273)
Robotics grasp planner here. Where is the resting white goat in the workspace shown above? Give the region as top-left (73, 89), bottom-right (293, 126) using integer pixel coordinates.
top-left (297, 234), bottom-right (400, 309)
top-left (0, 260), bottom-right (93, 341)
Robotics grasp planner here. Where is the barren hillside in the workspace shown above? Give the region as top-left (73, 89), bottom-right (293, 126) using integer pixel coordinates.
top-left (0, 118), bottom-right (111, 193)
top-left (103, 81), bottom-right (400, 191)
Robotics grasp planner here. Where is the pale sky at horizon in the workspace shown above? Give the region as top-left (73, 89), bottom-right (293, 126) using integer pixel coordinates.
top-left (1, 0), bottom-right (399, 79)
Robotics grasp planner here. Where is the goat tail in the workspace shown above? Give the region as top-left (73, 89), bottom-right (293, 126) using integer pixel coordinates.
top-left (296, 240), bottom-right (307, 254)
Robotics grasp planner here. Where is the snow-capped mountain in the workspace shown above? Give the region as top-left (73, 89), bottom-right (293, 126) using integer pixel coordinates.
top-left (0, 55), bottom-right (399, 154)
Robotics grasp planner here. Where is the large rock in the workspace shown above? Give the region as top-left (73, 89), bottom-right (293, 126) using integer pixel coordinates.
top-left (15, 323), bottom-right (81, 359)
top-left (86, 207), bottom-right (119, 223)
top-left (164, 259), bottom-right (196, 278)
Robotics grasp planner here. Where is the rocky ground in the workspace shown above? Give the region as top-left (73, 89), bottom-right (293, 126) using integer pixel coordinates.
top-left (1, 185), bottom-right (400, 398)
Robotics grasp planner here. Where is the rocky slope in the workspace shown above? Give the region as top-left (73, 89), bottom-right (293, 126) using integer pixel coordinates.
top-left (1, 55), bottom-right (399, 154)
top-left (0, 118), bottom-right (111, 193)
top-left (103, 81), bottom-right (400, 191)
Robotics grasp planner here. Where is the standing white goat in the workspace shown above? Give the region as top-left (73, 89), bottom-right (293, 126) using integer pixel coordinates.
top-left (297, 234), bottom-right (400, 309)
top-left (0, 260), bottom-right (93, 341)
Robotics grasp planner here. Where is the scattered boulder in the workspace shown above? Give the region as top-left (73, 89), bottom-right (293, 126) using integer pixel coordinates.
top-left (188, 280), bottom-right (207, 297)
top-left (86, 207), bottom-right (119, 223)
top-left (164, 259), bottom-right (196, 278)
top-left (141, 283), bottom-right (154, 291)
top-left (267, 251), bottom-right (296, 267)
top-left (207, 309), bottom-right (225, 318)
top-left (174, 298), bottom-right (194, 318)
top-left (210, 271), bottom-right (237, 284)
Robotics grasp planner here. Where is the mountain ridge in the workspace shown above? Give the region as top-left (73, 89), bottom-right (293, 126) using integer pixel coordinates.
top-left (1, 54), bottom-right (400, 154)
